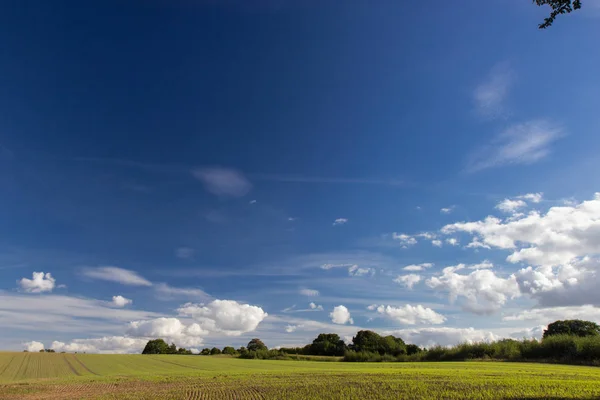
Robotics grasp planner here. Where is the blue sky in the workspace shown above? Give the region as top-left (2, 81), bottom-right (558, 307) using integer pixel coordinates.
top-left (2, 1), bottom-right (600, 353)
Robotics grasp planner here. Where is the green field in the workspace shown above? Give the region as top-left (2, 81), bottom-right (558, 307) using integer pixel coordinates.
top-left (1, 352), bottom-right (600, 399)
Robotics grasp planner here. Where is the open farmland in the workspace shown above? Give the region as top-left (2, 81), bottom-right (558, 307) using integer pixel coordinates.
top-left (1, 353), bottom-right (600, 399)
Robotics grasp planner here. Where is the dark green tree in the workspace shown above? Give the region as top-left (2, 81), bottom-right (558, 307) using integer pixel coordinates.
top-left (309, 333), bottom-right (347, 356)
top-left (534, 0), bottom-right (582, 28)
top-left (237, 346), bottom-right (247, 353)
top-left (351, 330), bottom-right (383, 353)
top-left (142, 339), bottom-right (170, 354)
top-left (406, 344), bottom-right (423, 356)
top-left (247, 338), bottom-right (267, 352)
top-left (200, 348), bottom-right (211, 355)
top-left (543, 320), bottom-right (600, 338)
top-left (167, 343), bottom-right (177, 354)
top-left (222, 346), bottom-right (236, 355)
top-left (210, 347), bottom-right (222, 355)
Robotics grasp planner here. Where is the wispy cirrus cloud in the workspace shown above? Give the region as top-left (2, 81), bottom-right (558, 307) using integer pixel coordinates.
top-left (192, 166), bottom-right (252, 197)
top-left (473, 63), bottom-right (513, 119)
top-left (466, 120), bottom-right (563, 172)
top-left (81, 267), bottom-right (153, 286)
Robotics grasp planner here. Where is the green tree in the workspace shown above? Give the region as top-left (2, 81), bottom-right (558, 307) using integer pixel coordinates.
top-left (167, 343), bottom-right (177, 354)
top-left (247, 338), bottom-right (267, 352)
top-left (309, 333), bottom-right (347, 356)
top-left (200, 348), bottom-right (211, 355)
top-left (210, 347), bottom-right (222, 355)
top-left (351, 330), bottom-right (383, 353)
top-left (534, 0), bottom-right (582, 29)
top-left (222, 346), bottom-right (236, 355)
top-left (237, 346), bottom-right (247, 353)
top-left (406, 344), bottom-right (423, 355)
top-left (142, 339), bottom-right (170, 354)
top-left (543, 320), bottom-right (600, 338)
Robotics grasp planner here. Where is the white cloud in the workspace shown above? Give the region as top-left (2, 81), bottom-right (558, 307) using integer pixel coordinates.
top-left (249, 199), bottom-right (257, 204)
top-left (154, 283), bottom-right (211, 301)
top-left (0, 293), bottom-right (162, 334)
top-left (24, 341), bottom-right (44, 352)
top-left (503, 305), bottom-right (600, 325)
top-left (82, 267), bottom-right (152, 287)
top-left (175, 247), bottom-right (195, 260)
top-left (127, 317), bottom-right (206, 347)
top-left (373, 304), bottom-right (446, 325)
top-left (473, 63), bottom-right (513, 118)
top-left (348, 265), bottom-right (375, 277)
top-left (392, 233), bottom-right (417, 247)
top-left (443, 193), bottom-right (600, 267)
top-left (385, 327), bottom-right (498, 348)
top-left (426, 266), bottom-right (520, 314)
top-left (496, 199), bottom-right (527, 213)
top-left (393, 274), bottom-right (422, 289)
top-left (285, 324), bottom-right (299, 333)
top-left (192, 167), bottom-right (252, 197)
top-left (466, 120), bottom-right (563, 172)
top-left (465, 238), bottom-right (491, 250)
top-left (431, 240), bottom-right (443, 247)
top-left (320, 263), bottom-right (354, 270)
top-left (111, 295), bottom-right (132, 307)
top-left (50, 337), bottom-right (149, 354)
top-left (333, 218), bottom-right (348, 226)
top-left (177, 299), bottom-right (268, 336)
top-left (330, 305), bottom-right (353, 325)
top-left (19, 272), bottom-right (56, 293)
top-left (445, 238), bottom-right (459, 246)
top-left (416, 232), bottom-right (436, 240)
top-left (402, 263), bottom-right (433, 272)
top-left (309, 302), bottom-right (323, 311)
top-left (440, 207), bottom-right (455, 214)
top-left (299, 288), bottom-right (319, 297)
top-left (517, 193), bottom-right (543, 203)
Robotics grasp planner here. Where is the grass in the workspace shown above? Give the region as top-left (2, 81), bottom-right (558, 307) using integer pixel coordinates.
top-left (1, 352), bottom-right (600, 399)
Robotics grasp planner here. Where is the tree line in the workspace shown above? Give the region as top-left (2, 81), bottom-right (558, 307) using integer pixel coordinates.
top-left (141, 320), bottom-right (600, 365)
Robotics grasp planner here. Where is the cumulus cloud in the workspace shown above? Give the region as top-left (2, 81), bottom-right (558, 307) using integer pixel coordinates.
top-left (111, 295), bottom-right (132, 307)
top-left (82, 267), bottom-right (152, 286)
top-left (285, 324), bottom-right (299, 333)
top-left (443, 193), bottom-right (600, 269)
top-left (465, 238), bottom-right (491, 250)
top-left (24, 341), bottom-right (44, 352)
top-left (440, 207), bottom-right (455, 214)
top-left (445, 238), bottom-right (459, 246)
top-left (393, 233), bottom-right (417, 248)
top-left (393, 274), bottom-right (421, 289)
top-left (299, 288), bottom-right (319, 297)
top-left (51, 337), bottom-right (149, 354)
top-left (192, 167), bottom-right (252, 197)
top-left (466, 120), bottom-right (563, 172)
top-left (431, 240), bottom-right (443, 247)
top-left (402, 263), bottom-right (433, 272)
top-left (127, 317), bottom-right (206, 347)
top-left (19, 272), bottom-right (56, 293)
top-left (518, 193), bottom-right (543, 203)
top-left (372, 304), bottom-right (446, 325)
top-left (309, 302), bottom-right (324, 311)
top-left (333, 218), bottom-right (348, 226)
top-left (177, 299), bottom-right (268, 336)
top-left (348, 265), bottom-right (375, 277)
top-left (175, 247), bottom-right (195, 260)
top-left (330, 305), bottom-right (353, 325)
top-left (426, 266), bottom-right (520, 314)
top-left (384, 327), bottom-right (498, 348)
top-left (496, 199), bottom-right (527, 213)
